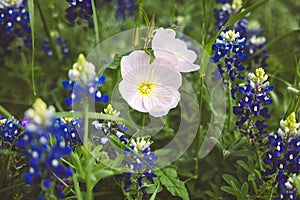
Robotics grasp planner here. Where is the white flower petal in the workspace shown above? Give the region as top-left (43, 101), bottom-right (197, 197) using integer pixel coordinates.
top-left (119, 80), bottom-right (147, 112)
top-left (174, 61), bottom-right (200, 73)
top-left (152, 28), bottom-right (200, 72)
top-left (147, 64), bottom-right (182, 89)
top-left (144, 85), bottom-right (180, 117)
top-left (120, 50), bottom-right (151, 78)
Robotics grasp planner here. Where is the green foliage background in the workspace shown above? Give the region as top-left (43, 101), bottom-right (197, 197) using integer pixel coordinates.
top-left (0, 0), bottom-right (300, 199)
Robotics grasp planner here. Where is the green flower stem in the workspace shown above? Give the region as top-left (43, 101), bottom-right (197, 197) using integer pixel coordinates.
top-left (255, 149), bottom-right (263, 171)
top-left (83, 97), bottom-right (89, 148)
top-left (194, 72), bottom-right (205, 178)
top-left (86, 170), bottom-right (93, 200)
top-left (36, 0), bottom-right (58, 59)
top-left (293, 94), bottom-right (300, 113)
top-left (72, 174), bottom-right (83, 200)
top-left (135, 176), bottom-right (142, 200)
top-left (141, 113), bottom-right (146, 136)
top-left (52, 173), bottom-right (76, 194)
top-left (82, 97), bottom-right (93, 200)
top-left (269, 185), bottom-right (275, 200)
top-left (138, 0), bottom-right (144, 26)
top-left (227, 81), bottom-right (232, 133)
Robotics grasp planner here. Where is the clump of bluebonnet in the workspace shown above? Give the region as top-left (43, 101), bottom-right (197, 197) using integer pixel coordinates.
top-left (116, 0), bottom-right (137, 19)
top-left (214, 0), bottom-right (247, 35)
top-left (211, 29), bottom-right (247, 82)
top-left (19, 98), bottom-right (73, 199)
top-left (62, 54), bottom-right (109, 106)
top-left (233, 68), bottom-right (273, 146)
top-left (42, 33), bottom-right (70, 57)
top-left (0, 117), bottom-right (23, 148)
top-left (262, 112), bottom-right (300, 200)
top-left (122, 137), bottom-right (157, 194)
top-left (65, 0), bottom-right (93, 28)
top-left (214, 1), bottom-right (269, 71)
top-left (0, 0), bottom-right (31, 63)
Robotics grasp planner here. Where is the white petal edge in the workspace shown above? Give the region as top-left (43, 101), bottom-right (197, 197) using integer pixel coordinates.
top-left (120, 50), bottom-right (151, 78)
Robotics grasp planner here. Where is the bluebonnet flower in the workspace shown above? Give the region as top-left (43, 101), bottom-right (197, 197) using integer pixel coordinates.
top-left (211, 29), bottom-right (247, 82)
top-left (0, 117), bottom-right (23, 148)
top-left (65, 0), bottom-right (93, 28)
top-left (51, 117), bottom-right (82, 147)
top-left (43, 34), bottom-right (70, 57)
top-left (244, 21), bottom-right (269, 70)
top-left (62, 54), bottom-right (109, 106)
top-left (19, 98), bottom-right (73, 199)
top-left (262, 112), bottom-right (300, 200)
top-left (233, 68), bottom-right (273, 146)
top-left (116, 0), bottom-right (137, 19)
top-left (0, 0), bottom-right (31, 63)
top-left (122, 137), bottom-right (157, 194)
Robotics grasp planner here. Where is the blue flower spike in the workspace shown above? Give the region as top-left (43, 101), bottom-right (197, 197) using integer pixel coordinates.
top-left (62, 53), bottom-right (109, 106)
top-left (262, 113), bottom-right (300, 199)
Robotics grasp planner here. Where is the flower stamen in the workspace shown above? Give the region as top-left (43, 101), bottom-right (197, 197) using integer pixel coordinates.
top-left (138, 82), bottom-right (154, 96)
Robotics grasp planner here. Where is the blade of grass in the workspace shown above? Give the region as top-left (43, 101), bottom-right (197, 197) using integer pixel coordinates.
top-left (138, 7), bottom-right (150, 27)
top-left (28, 0), bottom-right (36, 96)
top-left (50, 92), bottom-right (64, 112)
top-left (91, 0), bottom-right (100, 45)
top-left (252, 28), bottom-right (300, 57)
top-left (0, 105), bottom-right (13, 118)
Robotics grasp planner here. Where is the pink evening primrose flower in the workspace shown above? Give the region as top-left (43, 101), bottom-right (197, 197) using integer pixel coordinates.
top-left (119, 50), bottom-right (182, 117)
top-left (151, 28), bottom-right (200, 73)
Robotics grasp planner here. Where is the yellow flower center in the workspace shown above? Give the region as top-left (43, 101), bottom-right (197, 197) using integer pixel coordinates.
top-left (138, 82), bottom-right (154, 96)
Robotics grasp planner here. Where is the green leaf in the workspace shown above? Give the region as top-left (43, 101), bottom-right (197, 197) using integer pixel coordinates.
top-left (210, 182), bottom-right (221, 195)
top-left (241, 182), bottom-right (249, 198)
top-left (204, 190), bottom-right (219, 199)
top-left (222, 174), bottom-right (240, 188)
top-left (221, 186), bottom-right (236, 196)
top-left (293, 176), bottom-right (300, 196)
top-left (109, 135), bottom-right (132, 153)
top-left (228, 137), bottom-right (246, 152)
top-left (90, 169), bottom-right (115, 189)
top-left (149, 183), bottom-right (161, 200)
top-left (71, 152), bottom-right (84, 176)
top-left (112, 154), bottom-right (125, 169)
top-left (156, 166), bottom-right (190, 200)
top-left (237, 160), bottom-right (251, 173)
top-left (231, 150), bottom-right (254, 157)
